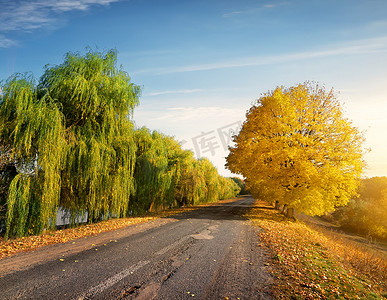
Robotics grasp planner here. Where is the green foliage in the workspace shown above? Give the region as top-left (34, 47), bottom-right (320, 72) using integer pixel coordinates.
top-left (132, 127), bottom-right (240, 212)
top-left (230, 177), bottom-right (248, 195)
top-left (219, 177), bottom-right (241, 200)
top-left (0, 144), bottom-right (16, 231)
top-left (173, 149), bottom-right (204, 206)
top-left (132, 128), bottom-right (176, 212)
top-left (0, 72), bottom-right (66, 237)
top-left (329, 177), bottom-right (387, 240)
top-left (0, 49), bottom-right (239, 238)
top-left (40, 49), bottom-right (140, 222)
top-left (0, 49), bottom-right (140, 237)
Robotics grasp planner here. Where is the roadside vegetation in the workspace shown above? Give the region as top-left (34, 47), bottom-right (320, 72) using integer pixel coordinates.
top-left (246, 201), bottom-right (387, 299)
top-left (230, 177), bottom-right (249, 195)
top-left (0, 49), bottom-right (240, 239)
top-left (324, 176), bottom-right (387, 241)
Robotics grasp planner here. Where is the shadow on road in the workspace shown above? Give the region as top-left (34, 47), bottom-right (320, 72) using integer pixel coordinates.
top-left (167, 196), bottom-right (275, 222)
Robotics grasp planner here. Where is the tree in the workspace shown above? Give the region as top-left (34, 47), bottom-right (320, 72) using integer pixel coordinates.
top-left (132, 128), bottom-right (179, 212)
top-left (329, 177), bottom-right (387, 239)
top-left (0, 143), bottom-right (15, 231)
top-left (230, 177), bottom-right (248, 195)
top-left (0, 49), bottom-right (140, 237)
top-left (174, 151), bottom-right (206, 206)
top-left (226, 82), bottom-right (366, 216)
top-left (219, 177), bottom-right (241, 200)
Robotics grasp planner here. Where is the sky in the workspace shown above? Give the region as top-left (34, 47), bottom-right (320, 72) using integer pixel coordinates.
top-left (1, 0), bottom-right (387, 178)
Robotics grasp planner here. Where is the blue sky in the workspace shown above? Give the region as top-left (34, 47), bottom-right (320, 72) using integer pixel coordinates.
top-left (1, 0), bottom-right (387, 177)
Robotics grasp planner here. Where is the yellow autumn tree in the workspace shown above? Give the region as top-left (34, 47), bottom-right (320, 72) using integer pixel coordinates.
top-left (226, 82), bottom-right (366, 216)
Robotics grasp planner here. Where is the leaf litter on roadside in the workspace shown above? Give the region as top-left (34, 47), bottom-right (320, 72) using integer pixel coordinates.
top-left (245, 200), bottom-right (386, 299)
top-left (0, 206), bottom-right (195, 260)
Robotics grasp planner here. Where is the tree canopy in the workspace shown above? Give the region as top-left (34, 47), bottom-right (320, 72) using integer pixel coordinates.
top-left (226, 82), bottom-right (366, 215)
top-left (0, 49), bottom-right (140, 237)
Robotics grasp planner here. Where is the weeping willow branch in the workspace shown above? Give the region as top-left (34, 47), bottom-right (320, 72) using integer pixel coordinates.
top-left (0, 49), bottom-right (140, 238)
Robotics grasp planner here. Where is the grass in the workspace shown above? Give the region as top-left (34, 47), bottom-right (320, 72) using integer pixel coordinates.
top-left (301, 217), bottom-right (387, 288)
top-left (246, 200), bottom-right (387, 300)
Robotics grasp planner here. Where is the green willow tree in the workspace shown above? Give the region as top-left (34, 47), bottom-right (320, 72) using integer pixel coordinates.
top-left (0, 49), bottom-right (140, 237)
top-left (219, 177), bottom-right (242, 200)
top-left (199, 158), bottom-right (221, 203)
top-left (132, 128), bottom-right (176, 213)
top-left (132, 127), bottom-right (240, 211)
top-left (0, 74), bottom-right (66, 237)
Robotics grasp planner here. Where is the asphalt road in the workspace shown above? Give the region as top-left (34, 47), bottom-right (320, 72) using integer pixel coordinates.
top-left (0, 196), bottom-right (273, 299)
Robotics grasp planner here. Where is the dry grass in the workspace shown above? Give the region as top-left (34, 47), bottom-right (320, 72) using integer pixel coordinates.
top-left (246, 200), bottom-right (387, 299)
top-left (300, 219), bottom-right (387, 288)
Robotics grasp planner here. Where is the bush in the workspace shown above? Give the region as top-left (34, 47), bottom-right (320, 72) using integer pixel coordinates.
top-left (329, 177), bottom-right (387, 240)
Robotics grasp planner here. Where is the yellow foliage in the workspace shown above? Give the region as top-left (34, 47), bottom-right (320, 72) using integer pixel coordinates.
top-left (227, 82), bottom-right (366, 215)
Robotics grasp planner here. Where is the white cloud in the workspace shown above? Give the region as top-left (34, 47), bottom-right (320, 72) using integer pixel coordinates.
top-left (0, 35), bottom-right (18, 48)
top-left (222, 11), bottom-right (242, 18)
top-left (222, 2), bottom-right (288, 18)
top-left (0, 0), bottom-right (119, 48)
top-left (150, 106), bottom-right (242, 121)
top-left (133, 104), bottom-right (246, 135)
top-left (135, 36), bottom-right (387, 75)
top-left (145, 89), bottom-right (208, 97)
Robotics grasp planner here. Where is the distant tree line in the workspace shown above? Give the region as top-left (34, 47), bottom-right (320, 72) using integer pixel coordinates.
top-left (230, 177), bottom-right (249, 195)
top-left (325, 176), bottom-right (387, 240)
top-left (0, 49), bottom-right (240, 239)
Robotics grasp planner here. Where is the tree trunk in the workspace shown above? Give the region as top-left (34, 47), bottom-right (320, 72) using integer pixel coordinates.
top-left (274, 201), bottom-right (280, 210)
top-left (286, 207), bottom-right (294, 218)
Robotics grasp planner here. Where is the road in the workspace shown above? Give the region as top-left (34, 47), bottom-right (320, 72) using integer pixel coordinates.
top-left (0, 196), bottom-right (273, 299)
